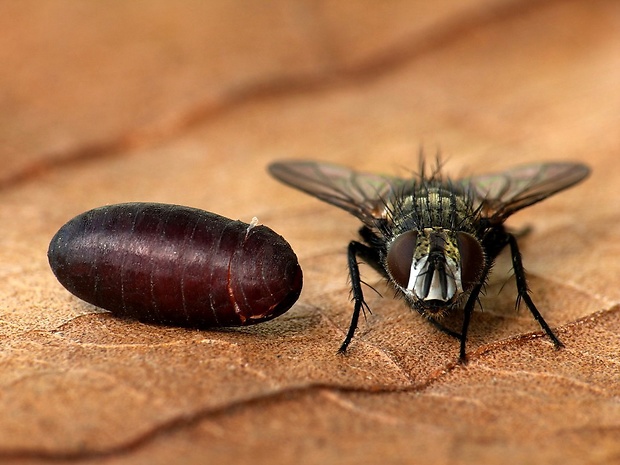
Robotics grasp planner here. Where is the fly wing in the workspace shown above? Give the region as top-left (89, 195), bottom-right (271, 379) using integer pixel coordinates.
top-left (459, 162), bottom-right (590, 223)
top-left (268, 160), bottom-right (404, 225)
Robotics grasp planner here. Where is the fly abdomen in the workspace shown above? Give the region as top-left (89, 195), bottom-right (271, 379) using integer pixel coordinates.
top-left (48, 203), bottom-right (303, 328)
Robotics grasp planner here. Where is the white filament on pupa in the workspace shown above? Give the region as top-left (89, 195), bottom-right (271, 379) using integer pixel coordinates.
top-left (246, 216), bottom-right (259, 238)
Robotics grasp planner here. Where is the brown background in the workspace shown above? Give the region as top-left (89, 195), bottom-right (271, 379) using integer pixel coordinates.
top-left (1, 1), bottom-right (619, 464)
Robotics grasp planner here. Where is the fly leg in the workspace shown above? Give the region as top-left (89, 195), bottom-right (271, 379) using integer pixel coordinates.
top-left (424, 316), bottom-right (462, 340)
top-left (459, 228), bottom-right (563, 363)
top-left (459, 262), bottom-right (493, 363)
top-left (456, 225), bottom-right (512, 362)
top-left (338, 240), bottom-right (379, 353)
top-left (507, 233), bottom-right (564, 348)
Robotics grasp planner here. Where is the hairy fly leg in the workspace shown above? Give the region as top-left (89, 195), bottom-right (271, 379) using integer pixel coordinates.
top-left (507, 233), bottom-right (564, 348)
top-left (458, 261), bottom-right (493, 362)
top-left (458, 228), bottom-right (563, 362)
top-left (425, 316), bottom-right (463, 341)
top-left (457, 224), bottom-right (507, 362)
top-left (338, 240), bottom-right (381, 353)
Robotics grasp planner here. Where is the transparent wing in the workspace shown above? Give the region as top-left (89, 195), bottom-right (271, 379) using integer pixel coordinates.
top-left (268, 160), bottom-right (405, 224)
top-left (458, 162), bottom-right (590, 223)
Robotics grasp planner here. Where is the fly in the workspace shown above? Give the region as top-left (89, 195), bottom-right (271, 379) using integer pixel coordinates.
top-left (268, 159), bottom-right (590, 361)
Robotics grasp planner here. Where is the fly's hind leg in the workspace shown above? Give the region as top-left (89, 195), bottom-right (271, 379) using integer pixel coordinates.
top-left (507, 233), bottom-right (564, 348)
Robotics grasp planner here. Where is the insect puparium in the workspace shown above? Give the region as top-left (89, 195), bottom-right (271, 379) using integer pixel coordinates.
top-left (269, 159), bottom-right (590, 361)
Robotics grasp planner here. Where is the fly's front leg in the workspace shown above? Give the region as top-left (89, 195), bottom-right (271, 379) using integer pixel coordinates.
top-left (338, 240), bottom-right (377, 353)
top-left (425, 317), bottom-right (462, 341)
top-left (458, 224), bottom-right (503, 363)
top-left (459, 263), bottom-right (492, 363)
top-left (507, 233), bottom-right (564, 348)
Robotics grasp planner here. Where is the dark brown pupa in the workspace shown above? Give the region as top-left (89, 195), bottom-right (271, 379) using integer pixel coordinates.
top-left (48, 203), bottom-right (303, 327)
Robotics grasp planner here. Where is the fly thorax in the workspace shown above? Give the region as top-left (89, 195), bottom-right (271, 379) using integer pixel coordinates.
top-left (384, 186), bottom-right (475, 231)
top-left (386, 228), bottom-right (485, 313)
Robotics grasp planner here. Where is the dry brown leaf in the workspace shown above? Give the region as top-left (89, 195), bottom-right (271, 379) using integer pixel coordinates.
top-left (1, 1), bottom-right (619, 464)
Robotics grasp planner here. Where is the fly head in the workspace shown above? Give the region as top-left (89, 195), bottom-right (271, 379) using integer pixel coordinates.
top-left (386, 228), bottom-right (485, 317)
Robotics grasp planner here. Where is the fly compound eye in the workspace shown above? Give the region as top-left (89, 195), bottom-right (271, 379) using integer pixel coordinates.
top-left (456, 231), bottom-right (485, 290)
top-left (386, 231), bottom-right (418, 288)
